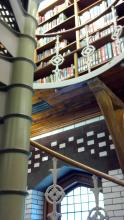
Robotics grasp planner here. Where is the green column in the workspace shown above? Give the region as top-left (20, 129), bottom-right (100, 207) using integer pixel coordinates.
top-left (0, 1), bottom-right (38, 219)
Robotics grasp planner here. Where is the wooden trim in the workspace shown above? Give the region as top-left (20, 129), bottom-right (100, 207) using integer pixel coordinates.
top-left (88, 78), bottom-right (124, 171)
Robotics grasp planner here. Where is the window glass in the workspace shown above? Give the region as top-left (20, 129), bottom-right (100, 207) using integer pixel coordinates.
top-left (88, 201), bottom-right (96, 210)
top-left (88, 193), bottom-right (95, 202)
top-left (67, 196), bottom-right (74, 204)
top-left (74, 187), bottom-right (80, 195)
top-left (61, 213), bottom-right (67, 220)
top-left (61, 205), bottom-right (68, 213)
top-left (68, 213), bottom-right (75, 220)
top-left (61, 186), bottom-right (104, 220)
top-left (74, 195), bottom-right (81, 203)
top-left (62, 197), bottom-right (67, 205)
top-left (67, 190), bottom-right (73, 196)
top-left (75, 203), bottom-right (81, 212)
top-left (82, 211), bottom-right (89, 219)
top-left (68, 204), bottom-right (75, 212)
top-left (82, 202), bottom-right (88, 211)
top-left (81, 194), bottom-right (88, 202)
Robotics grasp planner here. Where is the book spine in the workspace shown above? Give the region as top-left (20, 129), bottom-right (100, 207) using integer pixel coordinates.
top-left (107, 43), bottom-right (113, 59)
top-left (100, 46), bottom-right (106, 63)
top-left (104, 44), bottom-right (109, 61)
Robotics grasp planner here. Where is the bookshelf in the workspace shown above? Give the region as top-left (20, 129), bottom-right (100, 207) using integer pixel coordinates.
top-left (38, 2), bottom-right (74, 27)
top-left (34, 0), bottom-right (124, 82)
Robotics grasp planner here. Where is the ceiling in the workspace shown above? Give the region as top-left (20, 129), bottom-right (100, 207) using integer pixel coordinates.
top-left (32, 60), bottom-right (124, 137)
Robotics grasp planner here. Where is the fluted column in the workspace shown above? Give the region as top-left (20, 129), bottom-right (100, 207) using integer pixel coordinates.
top-left (0, 1), bottom-right (38, 219)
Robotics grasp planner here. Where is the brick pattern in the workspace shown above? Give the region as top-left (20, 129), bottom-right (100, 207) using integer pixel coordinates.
top-left (102, 169), bottom-right (124, 220)
top-left (29, 117), bottom-right (119, 175)
top-left (25, 190), bottom-right (44, 220)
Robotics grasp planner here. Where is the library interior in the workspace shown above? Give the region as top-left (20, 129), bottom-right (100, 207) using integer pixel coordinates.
top-left (0, 0), bottom-right (124, 219)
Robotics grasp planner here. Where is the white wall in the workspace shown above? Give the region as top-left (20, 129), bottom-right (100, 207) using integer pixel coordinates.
top-left (25, 190), bottom-right (44, 220)
top-left (102, 169), bottom-right (124, 220)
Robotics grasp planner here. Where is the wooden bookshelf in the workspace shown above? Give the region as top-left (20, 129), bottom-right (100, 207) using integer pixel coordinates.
top-left (36, 34), bottom-right (76, 53)
top-left (78, 0), bottom-right (102, 11)
top-left (79, 16), bottom-right (124, 41)
top-left (35, 49), bottom-right (75, 80)
top-left (36, 41), bottom-right (76, 64)
top-left (36, 38), bottom-right (56, 53)
top-left (38, 0), bottom-right (66, 16)
top-left (35, 33), bottom-right (124, 80)
top-left (34, 0), bottom-right (124, 82)
top-left (43, 15), bottom-right (75, 34)
top-left (78, 0), bottom-right (102, 16)
top-left (38, 2), bottom-right (74, 27)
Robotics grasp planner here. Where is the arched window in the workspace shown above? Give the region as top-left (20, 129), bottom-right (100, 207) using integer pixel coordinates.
top-left (44, 169), bottom-right (104, 220)
top-left (61, 186), bottom-right (104, 220)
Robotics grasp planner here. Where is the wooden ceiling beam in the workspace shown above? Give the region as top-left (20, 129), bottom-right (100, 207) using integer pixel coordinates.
top-left (88, 77), bottom-right (124, 172)
top-left (88, 77), bottom-right (124, 109)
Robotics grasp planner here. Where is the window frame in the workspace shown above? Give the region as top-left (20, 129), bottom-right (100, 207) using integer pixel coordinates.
top-left (43, 170), bottom-right (97, 220)
top-left (61, 185), bottom-right (104, 220)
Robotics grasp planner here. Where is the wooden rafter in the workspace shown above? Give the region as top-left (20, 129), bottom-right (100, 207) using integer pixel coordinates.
top-left (88, 77), bottom-right (124, 109)
top-left (88, 77), bottom-right (124, 171)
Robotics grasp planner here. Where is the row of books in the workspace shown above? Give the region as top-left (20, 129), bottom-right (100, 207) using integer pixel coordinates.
top-left (36, 64), bottom-right (75, 83)
top-left (80, 24), bottom-right (114, 46)
top-left (37, 48), bottom-right (56, 61)
top-left (36, 24), bottom-right (123, 64)
top-left (37, 48), bottom-right (71, 65)
top-left (37, 0), bottom-right (121, 25)
top-left (90, 25), bottom-right (114, 43)
top-left (37, 29), bottom-right (66, 48)
top-left (37, 37), bottom-right (56, 48)
top-left (36, 13), bottom-right (67, 34)
top-left (37, 39), bottom-right (68, 61)
top-left (80, 10), bottom-right (115, 39)
top-left (78, 37), bottom-right (124, 72)
top-left (37, 0), bottom-right (71, 24)
top-left (79, 0), bottom-right (123, 29)
top-left (79, 0), bottom-right (123, 31)
top-left (79, 1), bottom-right (109, 26)
top-left (36, 36), bottom-right (124, 82)
top-left (37, 0), bottom-right (122, 25)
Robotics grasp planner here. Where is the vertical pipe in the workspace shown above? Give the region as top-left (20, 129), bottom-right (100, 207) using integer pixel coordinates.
top-left (0, 1), bottom-right (38, 220)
